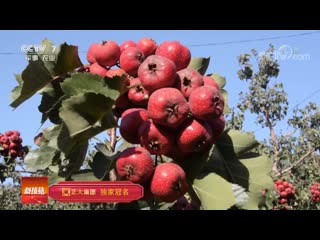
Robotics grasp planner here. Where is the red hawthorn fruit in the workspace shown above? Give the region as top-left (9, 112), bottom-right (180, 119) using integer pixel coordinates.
top-left (138, 55), bottom-right (177, 93)
top-left (86, 43), bottom-right (99, 64)
top-left (120, 47), bottom-right (144, 77)
top-left (128, 78), bottom-right (150, 106)
top-left (137, 38), bottom-right (158, 57)
top-left (189, 85), bottom-right (224, 120)
top-left (89, 63), bottom-right (108, 77)
top-left (177, 119), bottom-right (213, 153)
top-left (155, 41), bottom-right (191, 71)
top-left (120, 108), bottom-right (149, 144)
top-left (95, 40), bottom-right (120, 67)
top-left (138, 120), bottom-right (175, 155)
top-left (203, 76), bottom-right (220, 89)
top-left (150, 162), bottom-right (188, 203)
top-left (116, 147), bottom-right (154, 184)
top-left (120, 40), bottom-right (137, 53)
top-left (176, 68), bottom-right (204, 99)
top-left (147, 88), bottom-right (190, 128)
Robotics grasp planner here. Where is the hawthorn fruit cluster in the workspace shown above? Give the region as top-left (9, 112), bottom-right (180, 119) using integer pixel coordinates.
top-left (274, 179), bottom-right (295, 205)
top-left (310, 182), bottom-right (320, 203)
top-left (0, 130), bottom-right (24, 159)
top-left (86, 38), bottom-right (225, 203)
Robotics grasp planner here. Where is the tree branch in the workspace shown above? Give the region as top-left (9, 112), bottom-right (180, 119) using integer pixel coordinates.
top-left (279, 148), bottom-right (316, 176)
top-left (264, 109), bottom-right (280, 175)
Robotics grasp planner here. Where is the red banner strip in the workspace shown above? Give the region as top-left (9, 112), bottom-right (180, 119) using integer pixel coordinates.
top-left (49, 182), bottom-right (143, 203)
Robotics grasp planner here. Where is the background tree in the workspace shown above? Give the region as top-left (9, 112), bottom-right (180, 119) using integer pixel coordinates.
top-left (235, 45), bottom-right (320, 209)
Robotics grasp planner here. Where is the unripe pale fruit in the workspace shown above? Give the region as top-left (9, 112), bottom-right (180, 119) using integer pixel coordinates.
top-left (116, 147), bottom-right (154, 184)
top-left (155, 41), bottom-right (191, 71)
top-left (138, 55), bottom-right (177, 93)
top-left (189, 85), bottom-right (224, 120)
top-left (148, 88), bottom-right (189, 128)
top-left (150, 163), bottom-right (188, 202)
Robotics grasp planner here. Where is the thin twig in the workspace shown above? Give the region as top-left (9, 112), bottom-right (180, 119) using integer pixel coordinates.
top-left (110, 128), bottom-right (117, 152)
top-left (279, 148), bottom-right (316, 176)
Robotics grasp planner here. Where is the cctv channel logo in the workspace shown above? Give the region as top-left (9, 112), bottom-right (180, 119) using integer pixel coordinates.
top-left (20, 44), bottom-right (57, 54)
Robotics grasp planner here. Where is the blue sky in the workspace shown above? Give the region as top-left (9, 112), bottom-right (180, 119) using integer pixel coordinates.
top-left (1, 30), bottom-right (319, 149)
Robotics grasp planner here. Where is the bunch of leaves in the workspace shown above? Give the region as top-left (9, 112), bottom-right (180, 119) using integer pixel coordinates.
top-left (10, 39), bottom-right (126, 182)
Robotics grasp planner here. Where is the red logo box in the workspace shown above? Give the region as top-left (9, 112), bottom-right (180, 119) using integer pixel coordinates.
top-left (21, 177), bottom-right (48, 204)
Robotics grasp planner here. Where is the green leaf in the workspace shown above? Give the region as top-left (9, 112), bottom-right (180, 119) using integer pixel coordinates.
top-left (232, 184), bottom-right (249, 207)
top-left (92, 144), bottom-right (124, 180)
top-left (203, 145), bottom-right (249, 189)
top-left (239, 153), bottom-right (273, 210)
top-left (48, 165), bottom-right (59, 173)
top-left (38, 93), bottom-right (64, 124)
top-left (53, 42), bottom-right (83, 74)
top-left (187, 57), bottom-right (210, 75)
top-left (32, 38), bottom-right (57, 75)
top-left (193, 173), bottom-right (236, 210)
top-left (116, 139), bottom-right (133, 152)
top-left (71, 170), bottom-right (99, 181)
top-left (31, 38), bottom-right (82, 76)
top-left (216, 130), bottom-right (259, 157)
top-left (10, 75), bottom-right (23, 102)
top-left (38, 82), bottom-right (65, 124)
top-left (48, 170), bottom-right (98, 186)
top-left (59, 92), bottom-right (117, 139)
top-left (91, 152), bottom-right (112, 179)
top-left (10, 38), bottom-right (82, 109)
top-left (203, 145), bottom-right (272, 209)
top-left (25, 145), bottom-right (60, 171)
top-left (10, 60), bottom-right (53, 108)
top-left (48, 172), bottom-right (65, 186)
top-left (61, 73), bottom-right (126, 100)
top-left (95, 143), bottom-right (113, 157)
top-left (210, 73), bottom-right (226, 89)
top-left (64, 142), bottom-right (89, 179)
top-left (179, 150), bottom-right (211, 181)
top-left (221, 89), bottom-right (231, 114)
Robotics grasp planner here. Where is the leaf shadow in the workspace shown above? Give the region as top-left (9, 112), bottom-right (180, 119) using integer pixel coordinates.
top-left (204, 133), bottom-right (250, 191)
